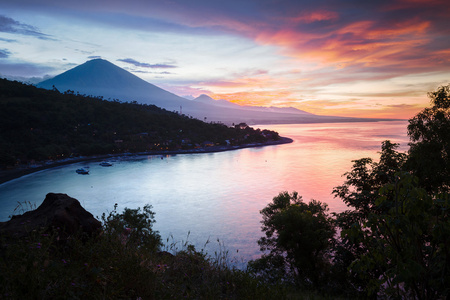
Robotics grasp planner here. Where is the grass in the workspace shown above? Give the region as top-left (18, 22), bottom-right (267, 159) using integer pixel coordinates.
top-left (0, 204), bottom-right (339, 299)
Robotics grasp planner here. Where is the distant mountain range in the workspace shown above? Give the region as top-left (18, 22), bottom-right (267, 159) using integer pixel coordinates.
top-left (192, 94), bottom-right (314, 115)
top-left (37, 59), bottom-right (395, 125)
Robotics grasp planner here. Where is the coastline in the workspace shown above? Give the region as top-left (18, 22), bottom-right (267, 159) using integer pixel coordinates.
top-left (0, 137), bottom-right (293, 185)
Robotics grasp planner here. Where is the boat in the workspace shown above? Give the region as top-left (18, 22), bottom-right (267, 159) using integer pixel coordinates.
top-left (99, 161), bottom-right (113, 167)
top-left (76, 168), bottom-right (89, 174)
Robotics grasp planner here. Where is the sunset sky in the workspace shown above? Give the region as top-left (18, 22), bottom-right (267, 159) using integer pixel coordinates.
top-left (1, 0), bottom-right (449, 118)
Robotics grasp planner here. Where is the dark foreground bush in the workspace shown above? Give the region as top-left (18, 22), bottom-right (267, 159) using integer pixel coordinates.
top-left (0, 204), bottom-right (312, 299)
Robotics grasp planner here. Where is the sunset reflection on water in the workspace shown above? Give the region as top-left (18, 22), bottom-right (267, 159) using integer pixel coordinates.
top-left (255, 121), bottom-right (409, 213)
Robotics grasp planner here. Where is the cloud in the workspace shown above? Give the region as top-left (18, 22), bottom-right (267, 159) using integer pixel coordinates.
top-left (287, 10), bottom-right (339, 24)
top-left (0, 61), bottom-right (56, 77)
top-left (0, 49), bottom-right (11, 58)
top-left (117, 58), bottom-right (177, 69)
top-left (0, 74), bottom-right (53, 84)
top-left (231, 69), bottom-right (268, 77)
top-left (210, 89), bottom-right (296, 107)
top-left (290, 6), bottom-right (444, 70)
top-left (88, 55), bottom-right (102, 59)
top-left (199, 80), bottom-right (247, 88)
top-left (130, 70), bottom-right (174, 75)
top-left (0, 37), bottom-right (16, 43)
top-left (0, 15), bottom-right (54, 40)
top-left (386, 104), bottom-right (419, 109)
top-left (158, 84), bottom-right (212, 98)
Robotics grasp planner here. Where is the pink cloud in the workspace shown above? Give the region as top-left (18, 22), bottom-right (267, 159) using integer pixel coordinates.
top-left (289, 10), bottom-right (339, 24)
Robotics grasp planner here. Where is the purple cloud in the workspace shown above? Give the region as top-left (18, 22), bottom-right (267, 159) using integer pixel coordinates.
top-left (0, 15), bottom-right (54, 40)
top-left (0, 61), bottom-right (56, 77)
top-left (0, 49), bottom-right (11, 58)
top-left (117, 58), bottom-right (177, 69)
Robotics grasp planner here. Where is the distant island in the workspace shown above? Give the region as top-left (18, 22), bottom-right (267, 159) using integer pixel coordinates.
top-left (0, 78), bottom-right (291, 183)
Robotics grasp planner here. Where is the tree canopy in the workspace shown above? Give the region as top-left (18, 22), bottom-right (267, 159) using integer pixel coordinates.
top-left (407, 84), bottom-right (450, 193)
top-left (248, 192), bottom-right (335, 288)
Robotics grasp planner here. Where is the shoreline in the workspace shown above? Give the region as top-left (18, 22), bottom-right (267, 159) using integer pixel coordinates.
top-left (0, 137), bottom-right (293, 185)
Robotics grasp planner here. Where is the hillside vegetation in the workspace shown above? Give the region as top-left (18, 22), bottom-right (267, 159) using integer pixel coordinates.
top-left (0, 78), bottom-right (279, 167)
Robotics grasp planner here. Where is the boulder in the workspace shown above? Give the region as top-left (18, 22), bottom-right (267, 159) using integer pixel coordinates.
top-left (0, 193), bottom-right (102, 239)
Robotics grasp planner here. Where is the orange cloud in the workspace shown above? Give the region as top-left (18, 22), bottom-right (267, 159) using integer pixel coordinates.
top-left (198, 73), bottom-right (292, 92)
top-left (209, 90), bottom-right (296, 107)
top-left (296, 99), bottom-right (424, 119)
top-left (199, 81), bottom-right (247, 88)
top-left (253, 16), bottom-right (438, 72)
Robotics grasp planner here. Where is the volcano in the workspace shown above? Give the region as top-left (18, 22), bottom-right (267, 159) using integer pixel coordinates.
top-left (37, 59), bottom-right (187, 112)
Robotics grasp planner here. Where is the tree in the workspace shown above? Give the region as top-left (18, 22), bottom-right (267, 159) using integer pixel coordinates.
top-left (407, 84), bottom-right (450, 193)
top-left (346, 172), bottom-right (450, 299)
top-left (248, 192), bottom-right (335, 288)
top-left (331, 101), bottom-right (450, 298)
top-left (333, 140), bottom-right (407, 222)
top-left (331, 141), bottom-right (407, 296)
top-left (101, 204), bottom-right (162, 252)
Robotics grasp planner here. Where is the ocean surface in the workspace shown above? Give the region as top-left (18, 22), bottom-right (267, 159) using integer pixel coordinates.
top-left (0, 121), bottom-right (409, 266)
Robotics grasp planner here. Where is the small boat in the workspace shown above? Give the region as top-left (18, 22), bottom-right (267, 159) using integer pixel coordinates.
top-left (76, 168), bottom-right (89, 174)
top-left (99, 161), bottom-right (113, 167)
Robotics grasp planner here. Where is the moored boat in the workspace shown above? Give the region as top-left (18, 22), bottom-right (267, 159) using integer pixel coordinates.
top-left (76, 168), bottom-right (89, 174)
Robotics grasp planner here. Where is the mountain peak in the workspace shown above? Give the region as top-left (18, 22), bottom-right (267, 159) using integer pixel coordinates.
top-left (197, 94), bottom-right (212, 98)
top-left (194, 94), bottom-right (215, 102)
top-left (38, 59), bottom-right (146, 91)
top-left (81, 58), bottom-right (122, 69)
top-left (87, 58), bottom-right (107, 62)
top-left (36, 59), bottom-right (194, 115)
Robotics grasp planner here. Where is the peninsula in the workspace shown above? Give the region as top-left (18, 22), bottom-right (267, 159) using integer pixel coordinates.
top-left (0, 78), bottom-right (292, 183)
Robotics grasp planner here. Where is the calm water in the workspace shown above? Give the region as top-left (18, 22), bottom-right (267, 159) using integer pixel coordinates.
top-left (0, 121), bottom-right (409, 265)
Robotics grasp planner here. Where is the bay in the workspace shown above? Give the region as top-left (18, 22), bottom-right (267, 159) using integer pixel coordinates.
top-left (0, 121), bottom-right (409, 266)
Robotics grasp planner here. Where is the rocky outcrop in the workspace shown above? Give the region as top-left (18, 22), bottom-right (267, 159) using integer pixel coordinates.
top-left (0, 193), bottom-right (102, 239)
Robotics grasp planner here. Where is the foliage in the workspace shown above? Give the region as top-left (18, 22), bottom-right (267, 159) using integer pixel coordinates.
top-left (327, 141), bottom-right (408, 294)
top-left (333, 140), bottom-right (407, 221)
top-left (0, 204), bottom-right (293, 299)
top-left (101, 203), bottom-right (162, 252)
top-left (407, 84), bottom-right (450, 193)
top-left (248, 192), bottom-right (336, 289)
top-left (347, 172), bottom-right (450, 298)
top-left (0, 205), bottom-right (161, 299)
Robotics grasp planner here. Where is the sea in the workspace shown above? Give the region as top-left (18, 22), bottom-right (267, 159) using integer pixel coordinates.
top-left (0, 121), bottom-right (409, 267)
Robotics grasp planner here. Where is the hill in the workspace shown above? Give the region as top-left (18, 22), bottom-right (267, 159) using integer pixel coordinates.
top-left (0, 78), bottom-right (282, 167)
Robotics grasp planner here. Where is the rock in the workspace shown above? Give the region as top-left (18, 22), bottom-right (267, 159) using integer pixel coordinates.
top-left (0, 193), bottom-right (102, 239)
top-left (157, 251), bottom-right (174, 258)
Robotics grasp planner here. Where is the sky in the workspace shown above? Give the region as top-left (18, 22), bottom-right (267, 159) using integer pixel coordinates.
top-left (0, 0), bottom-right (449, 119)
